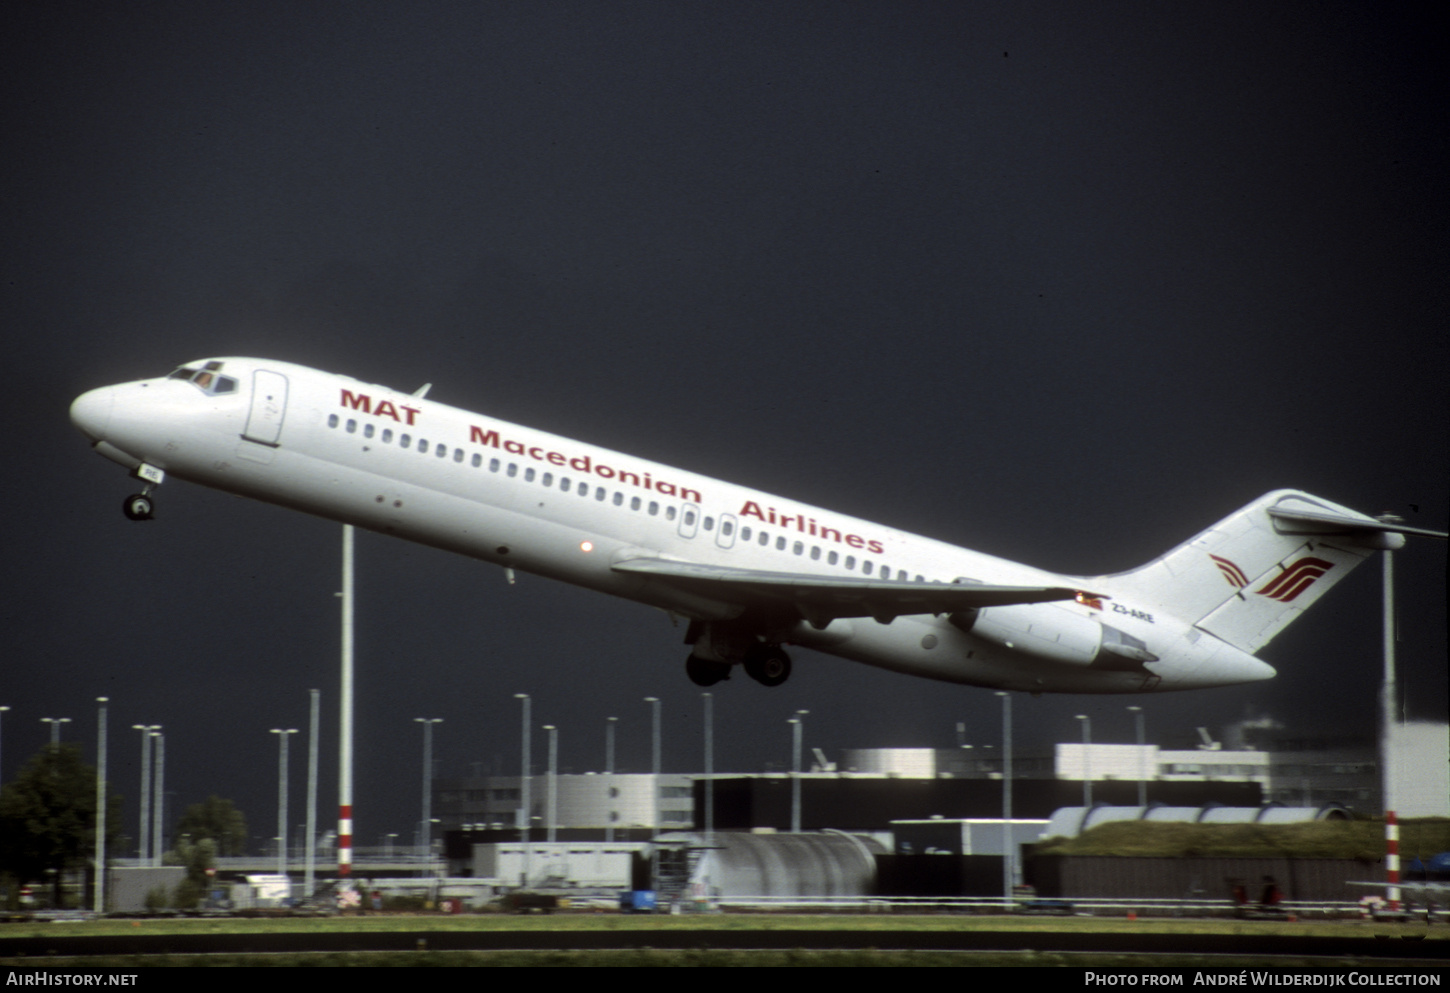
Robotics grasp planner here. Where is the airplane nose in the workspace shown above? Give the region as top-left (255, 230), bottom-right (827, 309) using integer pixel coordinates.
top-left (70, 387), bottom-right (114, 441)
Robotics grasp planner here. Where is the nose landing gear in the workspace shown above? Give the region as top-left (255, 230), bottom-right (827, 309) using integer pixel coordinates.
top-left (121, 463), bottom-right (165, 521)
top-left (123, 493), bottom-right (155, 521)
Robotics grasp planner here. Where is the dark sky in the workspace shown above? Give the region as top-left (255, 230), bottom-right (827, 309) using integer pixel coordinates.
top-left (3, 3), bottom-right (1444, 854)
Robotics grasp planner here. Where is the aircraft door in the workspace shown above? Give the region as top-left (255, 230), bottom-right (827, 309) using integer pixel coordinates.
top-left (678, 502), bottom-right (700, 539)
top-left (242, 370), bottom-right (289, 447)
top-left (715, 513), bottom-right (738, 550)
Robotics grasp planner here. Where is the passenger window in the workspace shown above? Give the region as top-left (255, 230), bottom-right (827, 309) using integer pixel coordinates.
top-left (630, 496), bottom-right (640, 510)
top-left (346, 419), bottom-right (357, 433)
top-left (525, 467), bottom-right (535, 482)
top-left (471, 453), bottom-right (481, 467)
top-left (383, 429), bottom-right (393, 444)
top-left (741, 526), bottom-right (751, 542)
top-left (364, 424), bottom-right (375, 439)
top-left (560, 478), bottom-right (571, 492)
top-left (759, 532), bottom-right (769, 546)
top-left (704, 517), bottom-right (714, 531)
top-left (507, 463), bottom-right (518, 477)
top-left (793, 541), bottom-right (803, 556)
top-left (418, 438), bottom-right (428, 452)
top-left (810, 546), bottom-right (820, 560)
top-left (328, 414), bottom-right (339, 428)
top-left (684, 510), bottom-right (696, 527)
top-left (436, 444), bottom-right (447, 458)
top-left (828, 551), bottom-right (839, 565)
top-left (722, 520), bottom-right (733, 536)
top-left (845, 556), bottom-right (856, 570)
top-left (489, 458), bottom-right (500, 472)
top-left (453, 448), bottom-right (464, 463)
top-left (666, 506), bottom-right (677, 521)
top-left (863, 562), bottom-right (873, 576)
top-left (612, 492), bottom-right (623, 506)
top-left (648, 501), bottom-right (658, 516)
top-left (542, 473), bottom-right (553, 487)
top-left (776, 536), bottom-right (786, 551)
top-left (596, 488), bottom-right (607, 501)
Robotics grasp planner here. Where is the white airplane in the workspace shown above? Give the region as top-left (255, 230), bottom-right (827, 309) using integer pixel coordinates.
top-left (69, 357), bottom-right (1442, 694)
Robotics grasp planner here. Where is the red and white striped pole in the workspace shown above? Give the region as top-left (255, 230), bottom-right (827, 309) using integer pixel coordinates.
top-left (1379, 518), bottom-right (1401, 913)
top-left (1386, 809), bottom-right (1400, 911)
top-left (339, 525), bottom-right (355, 882)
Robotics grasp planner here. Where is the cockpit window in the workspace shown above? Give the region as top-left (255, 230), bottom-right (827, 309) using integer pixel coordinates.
top-left (169, 363), bottom-right (237, 396)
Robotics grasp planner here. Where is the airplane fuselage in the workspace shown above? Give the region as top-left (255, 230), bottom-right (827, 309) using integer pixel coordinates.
top-left (76, 357), bottom-right (1388, 695)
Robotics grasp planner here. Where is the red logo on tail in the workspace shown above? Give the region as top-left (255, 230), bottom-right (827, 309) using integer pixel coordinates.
top-left (1210, 554), bottom-right (1249, 588)
top-left (1255, 557), bottom-right (1334, 602)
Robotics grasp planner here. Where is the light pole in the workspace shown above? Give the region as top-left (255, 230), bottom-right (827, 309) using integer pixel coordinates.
top-left (702, 692), bottom-right (714, 847)
top-left (40, 717), bottom-right (71, 747)
top-left (415, 718), bottom-right (443, 863)
top-left (1127, 705), bottom-right (1146, 808)
top-left (271, 729), bottom-right (297, 877)
top-left (95, 698), bottom-right (108, 915)
top-left (790, 709), bottom-right (809, 833)
top-left (543, 724), bottom-right (558, 843)
top-left (514, 693), bottom-right (531, 886)
top-left (306, 690), bottom-right (320, 902)
top-left (998, 691), bottom-right (1013, 907)
top-left (151, 731), bottom-right (165, 866)
top-left (644, 697), bottom-right (661, 832)
top-left (1378, 513), bottom-right (1403, 910)
top-left (0, 705), bottom-right (10, 786)
top-left (604, 716), bottom-right (617, 843)
top-left (132, 725), bottom-right (159, 862)
top-left (1076, 715), bottom-right (1092, 809)
top-left (338, 524), bottom-right (355, 883)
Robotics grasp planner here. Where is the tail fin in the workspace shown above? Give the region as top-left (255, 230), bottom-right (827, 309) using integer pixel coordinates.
top-left (1097, 490), bottom-right (1401, 654)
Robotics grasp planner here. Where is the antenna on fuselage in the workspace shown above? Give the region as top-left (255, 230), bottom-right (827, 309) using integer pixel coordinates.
top-left (412, 383), bottom-right (432, 398)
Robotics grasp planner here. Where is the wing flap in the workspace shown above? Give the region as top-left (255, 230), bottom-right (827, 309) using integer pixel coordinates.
top-left (611, 557), bottom-right (1090, 625)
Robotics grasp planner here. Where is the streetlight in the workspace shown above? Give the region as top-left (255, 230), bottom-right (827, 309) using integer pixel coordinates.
top-left (270, 729), bottom-right (298, 877)
top-left (1, 705), bottom-right (10, 786)
top-left (1127, 705), bottom-right (1147, 808)
top-left (132, 725), bottom-right (159, 862)
top-left (543, 724), bottom-right (558, 843)
top-left (95, 698), bottom-right (108, 915)
top-left (1378, 512), bottom-right (1403, 910)
top-left (151, 731), bottom-right (165, 866)
top-left (997, 692), bottom-right (1015, 907)
top-left (1076, 715), bottom-right (1092, 808)
top-left (305, 690), bottom-right (320, 903)
top-left (40, 717), bottom-right (71, 747)
top-left (643, 697), bottom-right (661, 832)
top-left (415, 718), bottom-right (443, 862)
top-left (604, 716), bottom-right (617, 843)
top-left (789, 709), bottom-right (809, 833)
top-left (702, 692), bottom-right (714, 847)
top-left (514, 693), bottom-right (531, 887)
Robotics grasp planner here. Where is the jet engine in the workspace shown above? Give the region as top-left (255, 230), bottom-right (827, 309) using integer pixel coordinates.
top-left (949, 603), bottom-right (1157, 668)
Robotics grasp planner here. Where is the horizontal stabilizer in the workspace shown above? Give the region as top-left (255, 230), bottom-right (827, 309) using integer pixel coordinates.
top-left (611, 557), bottom-right (1088, 626)
top-left (1266, 506), bottom-right (1447, 540)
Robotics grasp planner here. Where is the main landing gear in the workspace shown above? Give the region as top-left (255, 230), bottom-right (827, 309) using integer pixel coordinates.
top-left (683, 644), bottom-right (793, 688)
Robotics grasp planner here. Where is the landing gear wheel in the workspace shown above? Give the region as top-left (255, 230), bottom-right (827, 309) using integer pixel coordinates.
top-left (123, 493), bottom-right (155, 521)
top-left (743, 645), bottom-right (792, 687)
top-left (685, 654), bottom-right (731, 687)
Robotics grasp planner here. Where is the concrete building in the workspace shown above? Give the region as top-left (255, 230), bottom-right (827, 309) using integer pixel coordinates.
top-left (434, 773), bottom-right (696, 833)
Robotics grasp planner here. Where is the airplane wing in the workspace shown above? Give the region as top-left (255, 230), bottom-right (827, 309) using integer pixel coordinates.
top-left (611, 557), bottom-right (1092, 627)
